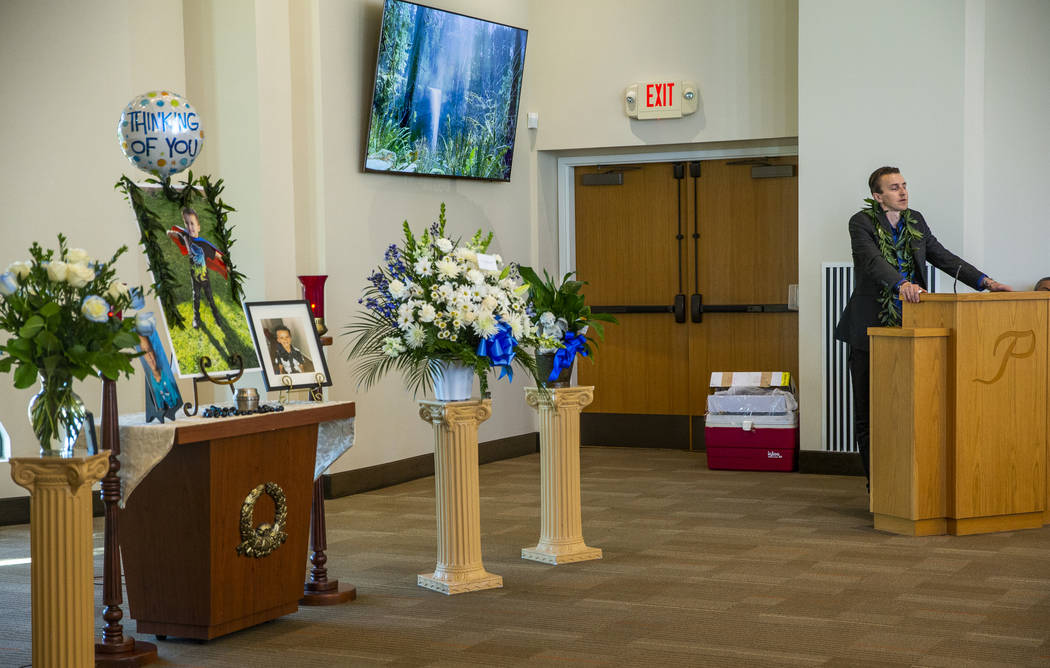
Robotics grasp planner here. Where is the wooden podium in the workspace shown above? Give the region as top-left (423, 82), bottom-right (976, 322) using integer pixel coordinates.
top-left (119, 402), bottom-right (354, 639)
top-left (869, 292), bottom-right (1049, 535)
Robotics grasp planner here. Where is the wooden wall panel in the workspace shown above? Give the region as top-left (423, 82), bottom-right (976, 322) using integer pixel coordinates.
top-left (577, 314), bottom-right (688, 414)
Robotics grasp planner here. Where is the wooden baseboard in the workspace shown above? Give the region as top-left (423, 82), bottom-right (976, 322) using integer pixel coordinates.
top-left (580, 413), bottom-right (690, 449)
top-left (798, 450), bottom-right (865, 476)
top-left (0, 494), bottom-right (104, 527)
top-left (0, 496), bottom-right (30, 527)
top-left (324, 432), bottom-right (539, 499)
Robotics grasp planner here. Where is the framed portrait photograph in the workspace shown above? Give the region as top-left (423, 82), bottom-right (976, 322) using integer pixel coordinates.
top-left (244, 300), bottom-right (332, 391)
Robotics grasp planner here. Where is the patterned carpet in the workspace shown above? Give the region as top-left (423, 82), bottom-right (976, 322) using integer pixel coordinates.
top-left (0, 447), bottom-right (1048, 667)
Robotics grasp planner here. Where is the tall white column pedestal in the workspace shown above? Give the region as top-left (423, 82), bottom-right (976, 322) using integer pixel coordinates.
top-left (10, 452), bottom-right (111, 668)
top-left (417, 399), bottom-right (503, 594)
top-left (522, 386), bottom-right (602, 565)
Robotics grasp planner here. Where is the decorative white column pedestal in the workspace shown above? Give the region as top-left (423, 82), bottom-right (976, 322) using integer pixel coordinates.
top-left (417, 399), bottom-right (503, 594)
top-left (10, 452), bottom-right (111, 668)
top-left (522, 386), bottom-right (603, 565)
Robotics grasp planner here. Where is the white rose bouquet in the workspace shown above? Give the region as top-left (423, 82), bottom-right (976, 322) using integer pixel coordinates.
top-left (0, 235), bottom-right (141, 453)
top-left (345, 204), bottom-right (541, 396)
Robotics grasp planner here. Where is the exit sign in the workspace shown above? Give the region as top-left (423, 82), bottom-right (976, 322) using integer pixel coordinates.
top-left (624, 80), bottom-right (699, 120)
top-left (645, 82), bottom-right (677, 114)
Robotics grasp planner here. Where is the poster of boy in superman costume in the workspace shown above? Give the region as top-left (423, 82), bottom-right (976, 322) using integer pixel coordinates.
top-left (120, 179), bottom-right (259, 379)
top-left (167, 207), bottom-right (228, 329)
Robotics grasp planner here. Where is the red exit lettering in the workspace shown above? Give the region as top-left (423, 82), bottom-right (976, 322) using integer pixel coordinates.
top-left (645, 82), bottom-right (675, 108)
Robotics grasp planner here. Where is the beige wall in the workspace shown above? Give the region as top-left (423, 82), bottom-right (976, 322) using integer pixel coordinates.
top-left (0, 1), bottom-right (185, 497)
top-left (526, 0), bottom-right (798, 151)
top-left (981, 0), bottom-right (1050, 280)
top-left (798, 0), bottom-right (1050, 453)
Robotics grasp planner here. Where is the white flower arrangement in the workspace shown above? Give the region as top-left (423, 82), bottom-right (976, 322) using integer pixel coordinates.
top-left (345, 203), bottom-right (541, 395)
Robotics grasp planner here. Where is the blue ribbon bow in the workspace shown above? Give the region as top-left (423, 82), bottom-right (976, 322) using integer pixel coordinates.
top-left (550, 331), bottom-right (588, 381)
top-left (477, 321), bottom-right (517, 382)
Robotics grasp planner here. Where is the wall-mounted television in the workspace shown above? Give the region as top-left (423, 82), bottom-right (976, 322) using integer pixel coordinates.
top-left (364, 0), bottom-right (528, 182)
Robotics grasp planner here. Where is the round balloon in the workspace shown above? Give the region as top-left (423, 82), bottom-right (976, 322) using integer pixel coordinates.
top-left (117, 90), bottom-right (204, 178)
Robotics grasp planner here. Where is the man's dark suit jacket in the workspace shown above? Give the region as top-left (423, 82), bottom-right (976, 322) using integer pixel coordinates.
top-left (834, 208), bottom-right (985, 351)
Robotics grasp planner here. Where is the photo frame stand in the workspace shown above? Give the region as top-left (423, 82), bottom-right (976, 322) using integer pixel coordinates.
top-left (276, 373), bottom-right (326, 404)
top-left (145, 381), bottom-right (179, 424)
top-left (311, 373), bottom-right (325, 402)
top-left (183, 354), bottom-right (245, 417)
top-left (278, 375), bottom-right (293, 404)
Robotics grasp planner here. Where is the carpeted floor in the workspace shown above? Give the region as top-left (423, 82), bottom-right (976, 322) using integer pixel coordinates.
top-left (1, 447), bottom-right (1049, 667)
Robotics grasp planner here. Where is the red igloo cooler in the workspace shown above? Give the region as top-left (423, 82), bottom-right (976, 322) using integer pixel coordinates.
top-left (705, 372), bottom-right (799, 472)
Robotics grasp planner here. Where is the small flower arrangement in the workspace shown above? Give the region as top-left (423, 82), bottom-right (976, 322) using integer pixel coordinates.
top-left (0, 235), bottom-right (142, 451)
top-left (345, 204), bottom-right (540, 396)
top-left (517, 267), bottom-right (617, 380)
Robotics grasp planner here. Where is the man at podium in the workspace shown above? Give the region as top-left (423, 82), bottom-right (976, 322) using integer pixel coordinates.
top-left (834, 166), bottom-right (1013, 488)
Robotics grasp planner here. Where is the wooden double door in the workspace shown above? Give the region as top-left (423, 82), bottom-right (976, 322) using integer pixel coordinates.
top-left (574, 158), bottom-right (798, 449)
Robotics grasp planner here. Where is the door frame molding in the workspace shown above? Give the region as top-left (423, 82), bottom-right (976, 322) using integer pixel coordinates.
top-left (557, 143), bottom-right (798, 276)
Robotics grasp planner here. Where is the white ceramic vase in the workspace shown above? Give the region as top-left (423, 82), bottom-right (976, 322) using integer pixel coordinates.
top-left (431, 361), bottom-right (474, 401)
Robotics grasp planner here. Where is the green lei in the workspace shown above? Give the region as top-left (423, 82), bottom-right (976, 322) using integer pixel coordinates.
top-left (861, 198), bottom-right (923, 327)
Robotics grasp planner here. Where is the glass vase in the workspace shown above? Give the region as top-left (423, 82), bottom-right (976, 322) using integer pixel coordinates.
top-left (27, 372), bottom-right (86, 457)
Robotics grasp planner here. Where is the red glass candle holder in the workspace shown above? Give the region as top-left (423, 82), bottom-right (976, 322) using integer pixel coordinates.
top-left (298, 274), bottom-right (328, 336)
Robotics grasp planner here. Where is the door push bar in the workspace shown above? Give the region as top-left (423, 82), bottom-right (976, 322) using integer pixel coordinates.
top-left (591, 298), bottom-right (791, 322)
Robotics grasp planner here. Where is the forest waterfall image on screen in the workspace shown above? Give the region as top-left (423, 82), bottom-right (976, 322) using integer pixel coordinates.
top-left (365, 0), bottom-right (527, 181)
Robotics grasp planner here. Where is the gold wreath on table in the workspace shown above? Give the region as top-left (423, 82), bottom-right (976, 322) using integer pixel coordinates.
top-left (235, 481), bottom-right (288, 558)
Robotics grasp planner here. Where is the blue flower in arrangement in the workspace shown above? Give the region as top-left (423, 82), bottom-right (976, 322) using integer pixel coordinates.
top-left (129, 287), bottom-right (146, 310)
top-left (344, 203), bottom-right (544, 397)
top-left (0, 272), bottom-right (17, 296)
top-left (135, 311), bottom-right (157, 336)
top-left (384, 244), bottom-right (407, 280)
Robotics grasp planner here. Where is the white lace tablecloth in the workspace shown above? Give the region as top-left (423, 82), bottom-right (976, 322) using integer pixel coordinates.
top-left (117, 401), bottom-right (355, 506)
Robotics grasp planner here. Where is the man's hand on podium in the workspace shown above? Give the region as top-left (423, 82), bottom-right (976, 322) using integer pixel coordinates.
top-left (899, 280), bottom-right (925, 303)
top-left (982, 277), bottom-right (1014, 292)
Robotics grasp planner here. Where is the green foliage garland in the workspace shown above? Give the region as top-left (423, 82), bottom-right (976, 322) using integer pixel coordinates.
top-left (116, 173), bottom-right (245, 330)
top-left (862, 198), bottom-right (923, 327)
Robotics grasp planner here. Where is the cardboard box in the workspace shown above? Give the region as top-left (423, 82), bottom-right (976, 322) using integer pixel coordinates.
top-left (709, 371), bottom-right (793, 390)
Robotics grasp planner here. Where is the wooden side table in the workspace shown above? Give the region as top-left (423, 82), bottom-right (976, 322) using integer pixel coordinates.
top-left (119, 402), bottom-right (354, 639)
top-left (522, 386), bottom-right (602, 564)
top-left (416, 399), bottom-right (503, 594)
